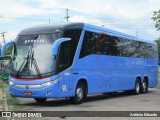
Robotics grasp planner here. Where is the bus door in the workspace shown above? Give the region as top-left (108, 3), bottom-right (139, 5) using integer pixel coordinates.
top-left (57, 42), bottom-right (71, 97)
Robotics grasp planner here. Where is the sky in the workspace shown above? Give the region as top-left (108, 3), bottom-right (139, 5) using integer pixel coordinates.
top-left (0, 0), bottom-right (160, 44)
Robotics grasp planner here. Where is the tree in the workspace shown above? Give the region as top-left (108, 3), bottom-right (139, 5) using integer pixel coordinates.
top-left (152, 10), bottom-right (160, 30)
top-left (155, 38), bottom-right (160, 67)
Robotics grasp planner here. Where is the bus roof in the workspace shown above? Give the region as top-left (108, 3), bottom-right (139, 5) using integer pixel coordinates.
top-left (19, 23), bottom-right (84, 35)
top-left (18, 22), bottom-right (156, 44)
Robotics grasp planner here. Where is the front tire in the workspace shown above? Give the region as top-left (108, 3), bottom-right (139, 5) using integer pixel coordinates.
top-left (70, 82), bottom-right (86, 104)
top-left (34, 98), bottom-right (47, 103)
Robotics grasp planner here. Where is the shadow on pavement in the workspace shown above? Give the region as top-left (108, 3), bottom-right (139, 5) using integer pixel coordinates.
top-left (18, 90), bottom-right (154, 107)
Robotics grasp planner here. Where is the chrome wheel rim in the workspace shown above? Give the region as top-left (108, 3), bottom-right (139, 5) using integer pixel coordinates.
top-left (76, 87), bottom-right (83, 100)
top-left (142, 82), bottom-right (146, 92)
top-left (136, 82), bottom-right (140, 93)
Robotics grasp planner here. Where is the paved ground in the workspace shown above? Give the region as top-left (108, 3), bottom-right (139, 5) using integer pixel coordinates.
top-left (1, 80), bottom-right (160, 120)
top-left (15, 87), bottom-right (160, 120)
top-left (17, 88), bottom-right (160, 111)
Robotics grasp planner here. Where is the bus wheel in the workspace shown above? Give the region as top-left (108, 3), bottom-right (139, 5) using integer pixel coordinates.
top-left (141, 80), bottom-right (148, 93)
top-left (34, 98), bottom-right (47, 103)
top-left (70, 82), bottom-right (86, 104)
top-left (133, 79), bottom-right (140, 95)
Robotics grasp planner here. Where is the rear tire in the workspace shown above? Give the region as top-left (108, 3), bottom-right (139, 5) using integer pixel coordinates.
top-left (133, 79), bottom-right (140, 95)
top-left (141, 80), bottom-right (148, 93)
top-left (34, 98), bottom-right (47, 103)
top-left (70, 82), bottom-right (86, 104)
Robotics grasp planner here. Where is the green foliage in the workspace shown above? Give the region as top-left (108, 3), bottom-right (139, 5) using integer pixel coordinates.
top-left (155, 39), bottom-right (160, 59)
top-left (152, 10), bottom-right (160, 30)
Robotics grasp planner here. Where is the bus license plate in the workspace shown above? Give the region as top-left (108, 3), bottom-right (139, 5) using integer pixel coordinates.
top-left (24, 92), bottom-right (32, 96)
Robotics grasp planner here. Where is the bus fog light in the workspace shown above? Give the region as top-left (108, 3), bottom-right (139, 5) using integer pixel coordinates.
top-left (46, 91), bottom-right (51, 95)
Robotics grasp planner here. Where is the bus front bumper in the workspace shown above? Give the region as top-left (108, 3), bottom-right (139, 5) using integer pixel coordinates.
top-left (9, 83), bottom-right (60, 98)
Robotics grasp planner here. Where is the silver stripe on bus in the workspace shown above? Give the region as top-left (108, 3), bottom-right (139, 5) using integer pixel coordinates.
top-left (13, 84), bottom-right (44, 89)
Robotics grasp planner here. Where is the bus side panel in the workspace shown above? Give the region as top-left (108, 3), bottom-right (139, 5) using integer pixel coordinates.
top-left (72, 55), bottom-right (104, 95)
top-left (57, 69), bottom-right (71, 98)
top-left (97, 55), bottom-right (117, 93)
top-left (147, 59), bottom-right (158, 88)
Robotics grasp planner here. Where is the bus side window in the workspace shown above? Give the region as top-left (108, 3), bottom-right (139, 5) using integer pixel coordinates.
top-left (80, 31), bottom-right (97, 58)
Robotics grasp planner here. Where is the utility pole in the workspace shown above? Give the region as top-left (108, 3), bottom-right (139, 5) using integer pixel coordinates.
top-left (0, 32), bottom-right (7, 43)
top-left (49, 19), bottom-right (50, 24)
top-left (65, 9), bottom-right (70, 22)
top-left (136, 28), bottom-right (138, 38)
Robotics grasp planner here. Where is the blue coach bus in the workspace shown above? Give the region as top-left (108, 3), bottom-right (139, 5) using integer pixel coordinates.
top-left (1, 23), bottom-right (158, 104)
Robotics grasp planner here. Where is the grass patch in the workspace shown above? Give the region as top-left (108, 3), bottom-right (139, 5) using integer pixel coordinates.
top-left (7, 98), bottom-right (21, 111)
top-left (6, 91), bottom-right (22, 111)
top-left (0, 118), bottom-right (7, 120)
top-left (0, 82), bottom-right (23, 111)
top-left (0, 82), bottom-right (7, 89)
top-left (0, 99), bottom-right (5, 104)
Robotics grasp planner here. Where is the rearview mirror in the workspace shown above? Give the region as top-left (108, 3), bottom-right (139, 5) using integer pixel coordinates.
top-left (52, 37), bottom-right (71, 56)
top-left (1, 41), bottom-right (15, 58)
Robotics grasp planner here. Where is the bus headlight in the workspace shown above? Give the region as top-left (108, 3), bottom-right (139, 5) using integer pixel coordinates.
top-left (9, 81), bottom-right (15, 86)
top-left (41, 77), bottom-right (62, 87)
top-left (41, 82), bottom-right (51, 87)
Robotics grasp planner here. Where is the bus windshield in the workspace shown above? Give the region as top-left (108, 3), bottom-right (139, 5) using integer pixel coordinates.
top-left (11, 33), bottom-right (60, 78)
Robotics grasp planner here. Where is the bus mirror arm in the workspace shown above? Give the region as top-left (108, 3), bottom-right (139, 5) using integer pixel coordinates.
top-left (52, 37), bottom-right (71, 56)
top-left (1, 41), bottom-right (15, 58)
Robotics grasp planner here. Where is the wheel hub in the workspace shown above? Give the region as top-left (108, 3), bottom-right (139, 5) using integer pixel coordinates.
top-left (76, 87), bottom-right (83, 100)
top-left (136, 82), bottom-right (140, 93)
top-left (143, 82), bottom-right (146, 92)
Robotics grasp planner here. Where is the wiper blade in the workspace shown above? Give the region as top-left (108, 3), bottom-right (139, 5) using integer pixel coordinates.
top-left (16, 46), bottom-right (42, 78)
top-left (16, 58), bottom-right (27, 77)
top-left (32, 58), bottom-right (41, 78)
top-left (30, 47), bottom-right (41, 78)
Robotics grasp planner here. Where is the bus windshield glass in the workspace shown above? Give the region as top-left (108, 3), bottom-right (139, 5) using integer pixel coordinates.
top-left (11, 33), bottom-right (60, 78)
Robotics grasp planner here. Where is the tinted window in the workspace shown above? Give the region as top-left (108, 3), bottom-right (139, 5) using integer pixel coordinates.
top-left (80, 31), bottom-right (99, 58)
top-left (57, 29), bottom-right (82, 72)
top-left (80, 31), bottom-right (157, 59)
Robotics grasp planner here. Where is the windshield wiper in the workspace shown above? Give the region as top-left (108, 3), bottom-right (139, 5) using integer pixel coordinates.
top-left (16, 46), bottom-right (41, 78)
top-left (16, 58), bottom-right (27, 77)
top-left (30, 48), bottom-right (41, 78)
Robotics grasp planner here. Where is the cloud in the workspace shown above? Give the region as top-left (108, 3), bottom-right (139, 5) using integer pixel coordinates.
top-left (0, 0), bottom-right (61, 23)
top-left (0, 31), bottom-right (18, 44)
top-left (0, 0), bottom-right (159, 41)
top-left (0, 1), bottom-right (41, 16)
top-left (146, 29), bottom-right (160, 40)
top-left (38, 0), bottom-right (153, 20)
top-left (69, 15), bottom-right (105, 26)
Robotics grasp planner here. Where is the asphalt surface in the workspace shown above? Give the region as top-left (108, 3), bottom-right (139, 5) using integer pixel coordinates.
top-left (17, 88), bottom-right (160, 111)
top-left (6, 79), bottom-right (160, 120)
top-left (15, 87), bottom-right (160, 120)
